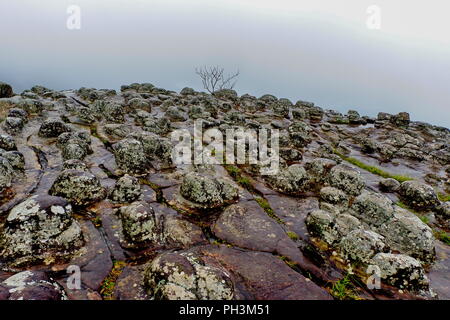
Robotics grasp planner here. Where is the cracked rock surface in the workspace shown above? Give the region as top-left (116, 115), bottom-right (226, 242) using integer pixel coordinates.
top-left (0, 81), bottom-right (449, 300)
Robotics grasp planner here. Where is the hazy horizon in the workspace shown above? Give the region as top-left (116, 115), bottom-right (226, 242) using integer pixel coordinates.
top-left (1, 0), bottom-right (449, 127)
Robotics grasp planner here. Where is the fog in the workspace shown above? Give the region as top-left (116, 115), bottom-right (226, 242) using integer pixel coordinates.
top-left (1, 0), bottom-right (449, 127)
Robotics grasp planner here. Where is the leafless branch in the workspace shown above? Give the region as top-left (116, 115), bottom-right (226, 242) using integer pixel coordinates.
top-left (195, 66), bottom-right (240, 94)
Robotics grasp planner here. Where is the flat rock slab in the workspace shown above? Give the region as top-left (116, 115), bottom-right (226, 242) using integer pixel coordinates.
top-left (198, 245), bottom-right (333, 300)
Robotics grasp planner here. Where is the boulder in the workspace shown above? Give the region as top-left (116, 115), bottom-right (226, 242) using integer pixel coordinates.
top-left (0, 134), bottom-right (16, 151)
top-left (370, 253), bottom-right (429, 291)
top-left (328, 164), bottom-right (365, 196)
top-left (144, 250), bottom-right (234, 300)
top-left (111, 174), bottom-right (141, 203)
top-left (180, 172), bottom-right (238, 209)
top-left (338, 229), bottom-right (386, 264)
top-left (1, 271), bottom-right (67, 300)
top-left (266, 164), bottom-right (310, 195)
top-left (49, 169), bottom-right (106, 206)
top-left (379, 178), bottom-right (401, 192)
top-left (350, 191), bottom-right (394, 227)
top-left (398, 180), bottom-right (440, 210)
top-left (0, 82), bottom-right (13, 98)
top-left (113, 138), bottom-right (148, 174)
top-left (0, 195), bottom-right (84, 267)
top-left (38, 119), bottom-right (71, 138)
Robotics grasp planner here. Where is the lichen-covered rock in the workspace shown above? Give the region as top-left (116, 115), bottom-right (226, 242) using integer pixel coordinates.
top-left (131, 132), bottom-right (173, 168)
top-left (305, 158), bottom-right (336, 186)
top-left (49, 169), bottom-right (106, 206)
top-left (38, 119), bottom-right (71, 138)
top-left (379, 178), bottom-right (401, 192)
top-left (0, 195), bottom-right (84, 267)
top-left (0, 134), bottom-right (16, 151)
top-left (320, 186), bottom-right (349, 205)
top-left (338, 229), bottom-right (386, 264)
top-left (436, 202), bottom-right (450, 228)
top-left (111, 174), bottom-right (141, 203)
top-left (0, 82), bottom-right (13, 98)
top-left (370, 253), bottom-right (429, 291)
top-left (398, 180), bottom-right (440, 211)
top-left (350, 191), bottom-right (394, 227)
top-left (328, 164), bottom-right (365, 196)
top-left (306, 209), bottom-right (339, 245)
top-left (0, 156), bottom-right (14, 191)
top-left (0, 271), bottom-right (67, 300)
top-left (8, 107), bottom-right (28, 120)
top-left (166, 106), bottom-right (187, 122)
top-left (104, 103), bottom-right (125, 123)
top-left (288, 121), bottom-right (312, 147)
top-left (113, 138), bottom-right (148, 174)
top-left (180, 173), bottom-right (238, 209)
top-left (266, 164), bottom-right (310, 195)
top-left (144, 251), bottom-right (234, 300)
top-left (63, 159), bottom-right (88, 171)
top-left (377, 207), bottom-right (435, 263)
top-left (392, 112), bottom-right (410, 127)
top-left (0, 150), bottom-right (25, 170)
top-left (119, 201), bottom-right (160, 245)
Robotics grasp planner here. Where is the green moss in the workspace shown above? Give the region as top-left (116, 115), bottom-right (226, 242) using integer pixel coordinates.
top-left (334, 151), bottom-right (413, 183)
top-left (438, 193), bottom-right (450, 202)
top-left (255, 197), bottom-right (285, 225)
top-left (287, 231), bottom-right (299, 241)
top-left (330, 274), bottom-right (361, 300)
top-left (279, 256), bottom-right (297, 269)
top-left (100, 260), bottom-right (127, 300)
top-left (434, 231), bottom-right (450, 246)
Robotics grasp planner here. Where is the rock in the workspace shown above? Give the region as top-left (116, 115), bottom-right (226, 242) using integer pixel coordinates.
top-left (360, 137), bottom-right (377, 154)
top-left (266, 164), bottom-right (310, 195)
top-left (63, 159), bottom-right (88, 171)
top-left (144, 250), bottom-right (234, 300)
top-left (1, 271), bottom-right (67, 300)
top-left (306, 209), bottom-right (339, 245)
top-left (104, 103), bottom-right (125, 123)
top-left (0, 150), bottom-right (25, 170)
top-left (370, 253), bottom-right (429, 291)
top-left (127, 98), bottom-right (151, 112)
top-left (8, 107), bottom-right (28, 120)
top-left (320, 186), bottom-right (349, 205)
top-left (111, 175), bottom-right (141, 203)
top-left (350, 191), bottom-right (394, 227)
top-left (132, 132), bottom-right (173, 168)
top-left (119, 201), bottom-right (160, 245)
top-left (180, 87), bottom-right (196, 95)
top-left (347, 110), bottom-right (365, 124)
top-left (180, 173), bottom-right (238, 209)
top-left (392, 112), bottom-right (410, 127)
top-left (328, 164), bottom-right (365, 196)
top-left (104, 124), bottom-right (134, 138)
top-left (0, 134), bottom-right (16, 151)
top-left (398, 180), bottom-right (440, 211)
top-left (305, 158), bottom-right (337, 186)
top-left (38, 119), bottom-right (71, 138)
top-left (166, 106), bottom-right (187, 121)
top-left (49, 169), bottom-right (106, 206)
top-left (377, 112), bottom-right (393, 121)
top-left (377, 207), bottom-right (435, 263)
top-left (308, 106), bottom-right (324, 121)
top-left (0, 195), bottom-right (84, 267)
top-left (17, 99), bottom-right (44, 114)
top-left (379, 178), bottom-right (401, 192)
top-left (113, 138), bottom-right (148, 174)
top-left (199, 245), bottom-right (332, 300)
top-left (3, 116), bottom-right (24, 133)
top-left (0, 82), bottom-right (13, 98)
top-left (338, 229), bottom-right (386, 264)
top-left (288, 121), bottom-right (312, 147)
top-left (0, 156), bottom-right (14, 191)
top-left (436, 202), bottom-right (450, 228)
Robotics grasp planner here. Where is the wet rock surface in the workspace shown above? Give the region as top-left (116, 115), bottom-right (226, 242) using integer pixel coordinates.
top-left (0, 81), bottom-right (449, 300)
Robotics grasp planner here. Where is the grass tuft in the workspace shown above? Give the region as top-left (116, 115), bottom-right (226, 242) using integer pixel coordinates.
top-left (330, 274), bottom-right (361, 300)
top-left (255, 197), bottom-right (285, 225)
top-left (334, 151), bottom-right (413, 183)
top-left (100, 260), bottom-right (127, 300)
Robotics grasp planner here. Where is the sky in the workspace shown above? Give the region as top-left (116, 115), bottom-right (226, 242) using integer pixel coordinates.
top-left (0, 0), bottom-right (449, 127)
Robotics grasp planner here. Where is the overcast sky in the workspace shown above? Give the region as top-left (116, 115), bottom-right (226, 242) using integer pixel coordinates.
top-left (1, 0), bottom-right (449, 127)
